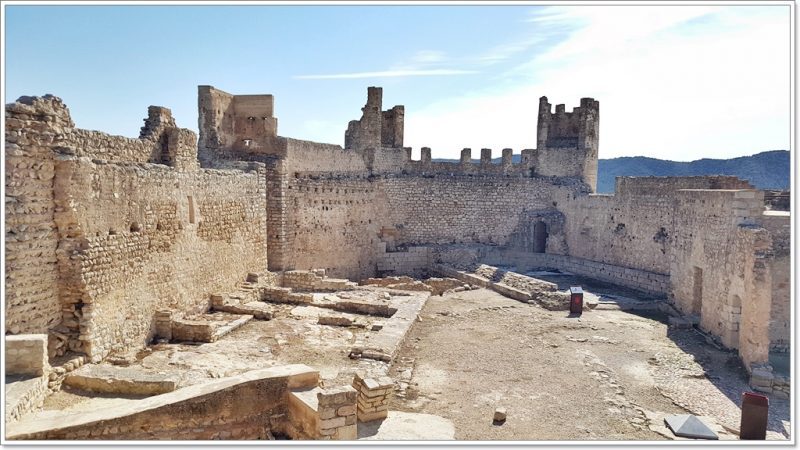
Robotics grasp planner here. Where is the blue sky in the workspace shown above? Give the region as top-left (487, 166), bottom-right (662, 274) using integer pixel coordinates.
top-left (3, 3), bottom-right (792, 160)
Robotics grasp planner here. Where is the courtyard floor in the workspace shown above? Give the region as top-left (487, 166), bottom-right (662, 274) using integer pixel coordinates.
top-left (388, 275), bottom-right (791, 441)
top-left (31, 275), bottom-right (791, 442)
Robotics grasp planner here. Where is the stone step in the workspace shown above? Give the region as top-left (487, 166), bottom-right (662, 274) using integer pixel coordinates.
top-left (64, 365), bottom-right (180, 396)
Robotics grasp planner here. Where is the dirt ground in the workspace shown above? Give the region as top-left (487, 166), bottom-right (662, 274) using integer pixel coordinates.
top-left (35, 276), bottom-right (790, 442)
top-left (42, 302), bottom-right (390, 413)
top-left (389, 280), bottom-right (791, 441)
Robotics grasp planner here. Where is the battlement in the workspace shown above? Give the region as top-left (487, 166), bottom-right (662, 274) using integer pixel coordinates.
top-left (380, 146), bottom-right (543, 177)
top-left (535, 96), bottom-right (599, 192)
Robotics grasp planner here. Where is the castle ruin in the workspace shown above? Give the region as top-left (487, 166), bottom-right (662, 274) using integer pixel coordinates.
top-left (4, 86), bottom-right (790, 440)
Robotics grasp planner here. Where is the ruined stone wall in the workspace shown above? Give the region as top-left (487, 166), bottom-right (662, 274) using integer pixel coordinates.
top-left (283, 174), bottom-right (385, 280)
top-left (197, 86), bottom-right (278, 164)
top-left (5, 96), bottom-right (72, 335)
top-left (344, 86), bottom-right (403, 151)
top-left (560, 176), bottom-right (755, 275)
top-left (6, 365), bottom-right (319, 441)
top-left (757, 211), bottom-right (791, 351)
top-left (482, 250), bottom-right (670, 296)
top-left (54, 157), bottom-right (267, 360)
top-left (669, 189), bottom-right (766, 350)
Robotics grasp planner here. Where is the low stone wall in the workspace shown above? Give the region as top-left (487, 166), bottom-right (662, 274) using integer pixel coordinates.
top-left (170, 318), bottom-right (215, 342)
top-left (64, 365), bottom-right (180, 396)
top-left (5, 335), bottom-right (49, 377)
top-left (5, 375), bottom-right (48, 424)
top-left (377, 247), bottom-right (431, 277)
top-left (282, 270), bottom-right (357, 292)
top-left (7, 364), bottom-right (319, 440)
top-left (360, 276), bottom-right (463, 296)
top-left (287, 386), bottom-right (358, 440)
top-left (749, 365), bottom-right (791, 400)
top-left (262, 286), bottom-right (315, 304)
top-left (170, 315), bottom-right (252, 343)
top-left (483, 250), bottom-right (670, 296)
top-left (352, 374), bottom-right (393, 422)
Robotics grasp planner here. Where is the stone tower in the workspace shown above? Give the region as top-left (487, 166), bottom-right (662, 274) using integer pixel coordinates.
top-left (534, 96), bottom-right (599, 192)
top-left (344, 87), bottom-right (404, 150)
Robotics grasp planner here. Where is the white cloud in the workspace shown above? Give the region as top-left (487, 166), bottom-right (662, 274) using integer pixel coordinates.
top-left (405, 5), bottom-right (790, 161)
top-left (411, 50), bottom-right (446, 64)
top-left (294, 69), bottom-right (478, 80)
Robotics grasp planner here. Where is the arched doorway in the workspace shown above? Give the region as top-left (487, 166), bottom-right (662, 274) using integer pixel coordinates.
top-left (533, 221), bottom-right (548, 253)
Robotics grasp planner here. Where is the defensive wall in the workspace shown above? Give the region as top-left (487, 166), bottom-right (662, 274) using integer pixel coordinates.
top-left (4, 85), bottom-right (791, 388)
top-left (6, 96), bottom-right (267, 363)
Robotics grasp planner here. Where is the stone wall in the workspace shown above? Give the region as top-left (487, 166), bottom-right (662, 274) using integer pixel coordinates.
top-left (5, 335), bottom-right (49, 377)
top-left (758, 211), bottom-right (791, 351)
top-left (559, 176), bottom-right (754, 276)
top-left (383, 175), bottom-right (578, 247)
top-left (668, 189), bottom-right (772, 365)
top-left (482, 250), bottom-right (670, 296)
top-left (282, 174), bottom-right (385, 280)
top-left (5, 94), bottom-right (269, 363)
top-left (535, 96), bottom-right (599, 192)
top-left (6, 365), bottom-right (319, 440)
top-left (54, 157), bottom-right (267, 360)
top-left (5, 96), bottom-right (72, 335)
top-left (377, 246), bottom-right (432, 277)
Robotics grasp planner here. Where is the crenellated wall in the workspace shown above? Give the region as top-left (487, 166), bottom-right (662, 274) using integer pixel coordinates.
top-left (6, 86), bottom-right (790, 382)
top-left (535, 96), bottom-right (599, 192)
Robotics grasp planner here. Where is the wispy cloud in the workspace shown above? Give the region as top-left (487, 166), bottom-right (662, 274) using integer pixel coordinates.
top-left (405, 5), bottom-right (790, 161)
top-left (294, 69), bottom-right (477, 80)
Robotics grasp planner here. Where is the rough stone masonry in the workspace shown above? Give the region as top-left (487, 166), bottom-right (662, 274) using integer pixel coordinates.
top-left (4, 85), bottom-right (790, 400)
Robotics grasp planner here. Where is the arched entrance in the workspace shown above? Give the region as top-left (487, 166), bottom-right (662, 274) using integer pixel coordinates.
top-left (533, 221), bottom-right (548, 253)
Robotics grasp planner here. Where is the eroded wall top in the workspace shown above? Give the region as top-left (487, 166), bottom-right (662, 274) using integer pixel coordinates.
top-left (344, 87), bottom-right (404, 151)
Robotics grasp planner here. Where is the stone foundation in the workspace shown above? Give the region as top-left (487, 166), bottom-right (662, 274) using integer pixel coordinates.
top-left (353, 373), bottom-right (393, 422)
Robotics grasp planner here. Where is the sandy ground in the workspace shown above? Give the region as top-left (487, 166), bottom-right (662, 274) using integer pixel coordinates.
top-left (35, 276), bottom-right (790, 442)
top-left (41, 302), bottom-right (390, 413)
top-left (389, 280), bottom-right (791, 441)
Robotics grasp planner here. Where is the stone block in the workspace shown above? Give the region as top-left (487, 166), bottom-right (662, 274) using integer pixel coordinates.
top-left (319, 407), bottom-right (337, 420)
top-left (5, 334), bottom-right (48, 377)
top-left (337, 405), bottom-right (356, 417)
top-left (320, 416), bottom-right (346, 430)
top-left (358, 409), bottom-right (388, 423)
top-left (334, 424), bottom-right (357, 440)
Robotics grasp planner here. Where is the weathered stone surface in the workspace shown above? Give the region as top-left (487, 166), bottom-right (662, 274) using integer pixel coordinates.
top-left (64, 365), bottom-right (180, 396)
top-left (493, 408), bottom-right (507, 423)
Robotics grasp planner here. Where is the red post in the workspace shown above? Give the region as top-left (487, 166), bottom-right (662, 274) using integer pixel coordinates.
top-left (740, 392), bottom-right (768, 440)
top-left (569, 286), bottom-right (583, 315)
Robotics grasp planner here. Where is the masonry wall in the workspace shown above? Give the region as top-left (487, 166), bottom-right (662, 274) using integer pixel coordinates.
top-left (482, 249), bottom-right (670, 296)
top-left (382, 175), bottom-right (577, 247)
top-left (668, 189), bottom-right (766, 349)
top-left (5, 97), bottom-right (72, 335)
top-left (283, 174), bottom-right (384, 280)
top-left (54, 157), bottom-right (267, 360)
top-left (559, 176), bottom-right (755, 276)
top-left (6, 365), bottom-right (318, 440)
top-left (758, 211), bottom-right (791, 351)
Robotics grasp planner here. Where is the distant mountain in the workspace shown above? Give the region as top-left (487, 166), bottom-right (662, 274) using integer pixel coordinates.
top-left (596, 150), bottom-right (789, 193)
top-left (432, 150), bottom-right (790, 194)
